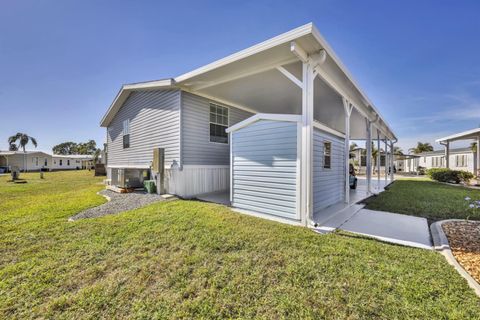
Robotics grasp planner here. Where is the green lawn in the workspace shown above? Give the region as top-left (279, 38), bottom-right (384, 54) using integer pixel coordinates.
top-left (1, 171), bottom-right (480, 319)
top-left (365, 177), bottom-right (480, 221)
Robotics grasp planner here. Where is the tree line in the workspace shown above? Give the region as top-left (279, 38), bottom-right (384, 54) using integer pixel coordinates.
top-left (7, 133), bottom-right (100, 157)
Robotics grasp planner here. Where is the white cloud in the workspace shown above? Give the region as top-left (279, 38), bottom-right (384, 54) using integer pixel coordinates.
top-left (400, 93), bottom-right (480, 124)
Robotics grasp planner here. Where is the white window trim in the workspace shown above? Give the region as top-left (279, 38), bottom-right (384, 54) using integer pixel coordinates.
top-left (123, 119), bottom-right (130, 135)
top-left (209, 102), bottom-right (230, 144)
top-left (226, 113), bottom-right (302, 133)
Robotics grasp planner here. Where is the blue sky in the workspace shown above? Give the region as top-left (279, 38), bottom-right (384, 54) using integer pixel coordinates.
top-left (1, 0), bottom-right (479, 153)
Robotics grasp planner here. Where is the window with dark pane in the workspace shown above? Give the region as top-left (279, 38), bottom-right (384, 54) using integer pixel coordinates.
top-left (209, 103), bottom-right (229, 143)
top-left (123, 119), bottom-right (130, 148)
top-left (324, 141), bottom-right (331, 169)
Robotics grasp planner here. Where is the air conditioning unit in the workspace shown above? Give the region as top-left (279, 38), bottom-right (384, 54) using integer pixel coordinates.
top-left (117, 169), bottom-right (127, 188)
top-left (115, 168), bottom-right (145, 189)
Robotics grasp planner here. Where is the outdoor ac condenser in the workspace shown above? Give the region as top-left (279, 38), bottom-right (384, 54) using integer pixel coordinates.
top-left (117, 169), bottom-right (127, 188)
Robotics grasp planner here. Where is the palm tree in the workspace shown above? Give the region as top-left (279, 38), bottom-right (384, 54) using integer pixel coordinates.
top-left (409, 142), bottom-right (433, 154)
top-left (8, 143), bottom-right (18, 151)
top-left (8, 133), bottom-right (38, 172)
top-left (393, 146), bottom-right (404, 156)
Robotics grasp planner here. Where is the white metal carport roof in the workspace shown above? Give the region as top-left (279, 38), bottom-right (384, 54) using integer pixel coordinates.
top-left (436, 128), bottom-right (480, 143)
top-left (100, 23), bottom-right (396, 141)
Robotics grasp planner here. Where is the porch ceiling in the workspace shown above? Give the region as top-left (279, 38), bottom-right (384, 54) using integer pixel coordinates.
top-left (182, 60), bottom-right (384, 140)
top-left (174, 25), bottom-right (394, 140)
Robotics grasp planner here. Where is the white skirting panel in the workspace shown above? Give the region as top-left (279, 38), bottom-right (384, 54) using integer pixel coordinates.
top-left (166, 166), bottom-right (229, 198)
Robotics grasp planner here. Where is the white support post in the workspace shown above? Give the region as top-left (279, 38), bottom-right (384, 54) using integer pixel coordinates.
top-left (477, 137), bottom-right (480, 177)
top-left (377, 129), bottom-right (381, 189)
top-left (384, 139), bottom-right (388, 184)
top-left (365, 119), bottom-right (372, 194)
top-left (300, 61), bottom-right (314, 226)
top-left (445, 141), bottom-right (450, 169)
top-left (343, 98), bottom-right (353, 204)
top-left (390, 141), bottom-right (395, 181)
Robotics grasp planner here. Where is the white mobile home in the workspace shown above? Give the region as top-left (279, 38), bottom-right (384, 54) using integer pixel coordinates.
top-left (101, 23), bottom-right (397, 226)
top-left (0, 151), bottom-right (51, 172)
top-left (52, 155), bottom-right (94, 170)
top-left (436, 128), bottom-right (480, 176)
top-left (399, 148), bottom-right (475, 174)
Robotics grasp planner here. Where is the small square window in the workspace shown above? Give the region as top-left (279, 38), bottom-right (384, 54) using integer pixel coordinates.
top-left (324, 142), bottom-right (331, 169)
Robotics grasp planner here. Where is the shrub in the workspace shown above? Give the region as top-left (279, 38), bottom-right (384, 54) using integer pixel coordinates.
top-left (427, 168), bottom-right (474, 184)
top-left (459, 170), bottom-right (474, 183)
top-left (417, 166), bottom-right (426, 175)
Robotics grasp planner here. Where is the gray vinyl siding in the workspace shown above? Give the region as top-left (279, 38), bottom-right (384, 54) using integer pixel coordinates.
top-left (181, 92), bottom-right (252, 165)
top-left (231, 120), bottom-right (299, 220)
top-left (107, 90), bottom-right (181, 167)
top-left (313, 128), bottom-right (345, 213)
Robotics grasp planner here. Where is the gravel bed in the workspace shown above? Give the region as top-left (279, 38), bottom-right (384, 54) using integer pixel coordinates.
top-left (443, 221), bottom-right (480, 283)
top-left (69, 189), bottom-right (165, 220)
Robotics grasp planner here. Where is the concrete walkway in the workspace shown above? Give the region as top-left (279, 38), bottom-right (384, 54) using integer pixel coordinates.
top-left (339, 209), bottom-right (432, 250)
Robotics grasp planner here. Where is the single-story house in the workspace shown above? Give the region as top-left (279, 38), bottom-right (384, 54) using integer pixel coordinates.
top-left (397, 148), bottom-right (475, 174)
top-left (436, 128), bottom-right (480, 176)
top-left (0, 151), bottom-right (94, 172)
top-left (52, 155), bottom-right (94, 170)
top-left (0, 151), bottom-right (52, 172)
top-left (100, 23), bottom-right (397, 226)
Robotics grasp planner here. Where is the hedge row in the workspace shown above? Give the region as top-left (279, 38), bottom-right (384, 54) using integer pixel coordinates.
top-left (426, 168), bottom-right (474, 184)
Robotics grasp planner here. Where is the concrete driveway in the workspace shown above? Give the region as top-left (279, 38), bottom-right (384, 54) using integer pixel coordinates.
top-left (339, 209), bottom-right (432, 250)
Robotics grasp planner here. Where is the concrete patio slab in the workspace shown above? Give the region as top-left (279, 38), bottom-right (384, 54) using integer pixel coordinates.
top-left (196, 190), bottom-right (230, 205)
top-left (340, 209), bottom-right (432, 250)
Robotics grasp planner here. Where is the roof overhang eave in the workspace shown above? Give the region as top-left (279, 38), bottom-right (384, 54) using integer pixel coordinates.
top-left (99, 23), bottom-right (396, 141)
top-left (436, 128), bottom-right (480, 143)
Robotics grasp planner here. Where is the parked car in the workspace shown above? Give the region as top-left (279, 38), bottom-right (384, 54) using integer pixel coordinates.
top-left (349, 163), bottom-right (357, 189)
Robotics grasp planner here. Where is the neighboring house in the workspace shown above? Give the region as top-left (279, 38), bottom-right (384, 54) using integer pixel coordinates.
top-left (436, 128), bottom-right (480, 176)
top-left (0, 151), bottom-right (52, 172)
top-left (52, 155), bottom-right (94, 170)
top-left (397, 148), bottom-right (475, 174)
top-left (350, 147), bottom-right (389, 175)
top-left (101, 23), bottom-right (397, 226)
top-left (0, 151), bottom-right (94, 172)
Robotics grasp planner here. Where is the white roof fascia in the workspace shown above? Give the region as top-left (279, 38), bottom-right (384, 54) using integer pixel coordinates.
top-left (313, 121), bottom-right (345, 139)
top-left (226, 113), bottom-right (302, 133)
top-left (123, 79), bottom-right (174, 90)
top-left (174, 23), bottom-right (314, 83)
top-left (436, 128), bottom-right (480, 143)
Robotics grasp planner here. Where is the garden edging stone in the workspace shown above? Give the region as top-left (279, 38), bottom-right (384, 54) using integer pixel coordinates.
top-left (431, 220), bottom-right (480, 297)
